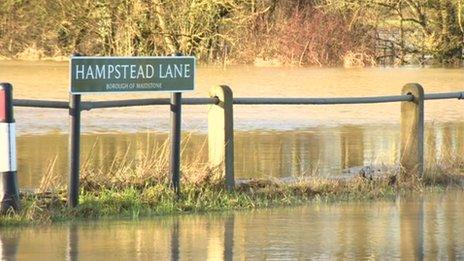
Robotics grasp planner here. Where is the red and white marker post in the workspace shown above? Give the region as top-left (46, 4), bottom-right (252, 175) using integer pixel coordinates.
top-left (0, 83), bottom-right (19, 213)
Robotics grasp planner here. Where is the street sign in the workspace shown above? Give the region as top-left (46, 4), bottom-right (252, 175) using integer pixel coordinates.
top-left (70, 56), bottom-right (195, 94)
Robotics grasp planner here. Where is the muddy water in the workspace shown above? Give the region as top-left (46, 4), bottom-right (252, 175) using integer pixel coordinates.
top-left (0, 61), bottom-right (463, 188)
top-left (2, 191), bottom-right (464, 259)
top-left (17, 122), bottom-right (464, 189)
top-left (1, 61), bottom-right (464, 259)
top-left (1, 61), bottom-right (463, 133)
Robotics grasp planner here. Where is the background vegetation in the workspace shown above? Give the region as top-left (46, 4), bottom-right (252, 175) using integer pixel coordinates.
top-left (0, 0), bottom-right (463, 66)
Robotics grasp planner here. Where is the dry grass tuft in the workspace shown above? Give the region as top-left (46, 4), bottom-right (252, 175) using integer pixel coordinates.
top-left (38, 156), bottom-right (62, 193)
top-left (77, 135), bottom-right (223, 190)
top-left (423, 154), bottom-right (464, 186)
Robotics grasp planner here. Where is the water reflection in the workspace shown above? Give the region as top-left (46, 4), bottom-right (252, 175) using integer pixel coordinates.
top-left (67, 224), bottom-right (78, 261)
top-left (223, 214), bottom-right (234, 261)
top-left (399, 195), bottom-right (424, 259)
top-left (16, 122), bottom-right (464, 189)
top-left (3, 191), bottom-right (464, 259)
top-left (170, 219), bottom-right (179, 261)
top-left (0, 231), bottom-right (20, 261)
top-left (340, 126), bottom-right (364, 170)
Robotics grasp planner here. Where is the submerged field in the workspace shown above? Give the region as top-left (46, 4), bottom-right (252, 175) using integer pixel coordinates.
top-left (1, 62), bottom-right (463, 227)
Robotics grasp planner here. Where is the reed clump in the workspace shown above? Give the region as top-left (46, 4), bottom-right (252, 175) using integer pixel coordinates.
top-left (78, 135), bottom-right (224, 190)
top-left (422, 154), bottom-right (464, 186)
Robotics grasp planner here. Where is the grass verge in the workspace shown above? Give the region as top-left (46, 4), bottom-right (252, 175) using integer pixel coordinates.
top-left (2, 136), bottom-right (463, 226)
top-left (2, 171), bottom-right (463, 227)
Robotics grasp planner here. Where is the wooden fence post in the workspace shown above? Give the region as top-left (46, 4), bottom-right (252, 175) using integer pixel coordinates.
top-left (400, 83), bottom-right (424, 181)
top-left (208, 85), bottom-right (234, 191)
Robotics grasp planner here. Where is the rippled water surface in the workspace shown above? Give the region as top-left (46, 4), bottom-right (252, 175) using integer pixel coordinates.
top-left (1, 61), bottom-right (463, 187)
top-left (0, 61), bottom-right (463, 133)
top-left (16, 122), bottom-right (464, 189)
top-left (1, 61), bottom-right (464, 260)
top-left (2, 191), bottom-right (464, 260)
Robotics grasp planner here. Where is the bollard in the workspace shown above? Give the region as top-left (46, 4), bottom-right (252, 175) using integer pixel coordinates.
top-left (0, 83), bottom-right (20, 213)
top-left (208, 85), bottom-right (234, 191)
top-left (68, 94), bottom-right (81, 207)
top-left (170, 92), bottom-right (182, 195)
top-left (400, 83), bottom-right (424, 180)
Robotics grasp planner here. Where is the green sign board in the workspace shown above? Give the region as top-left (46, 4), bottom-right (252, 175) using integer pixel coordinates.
top-left (70, 56), bottom-right (195, 94)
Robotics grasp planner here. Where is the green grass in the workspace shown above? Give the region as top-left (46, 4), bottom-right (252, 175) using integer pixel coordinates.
top-left (2, 171), bottom-right (464, 226)
top-left (0, 175), bottom-right (416, 226)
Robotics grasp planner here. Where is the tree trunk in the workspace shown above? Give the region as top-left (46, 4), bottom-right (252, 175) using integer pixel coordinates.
top-left (153, 0), bottom-right (177, 54)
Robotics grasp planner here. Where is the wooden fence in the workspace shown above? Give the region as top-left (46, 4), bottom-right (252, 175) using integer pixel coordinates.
top-left (8, 83), bottom-right (464, 207)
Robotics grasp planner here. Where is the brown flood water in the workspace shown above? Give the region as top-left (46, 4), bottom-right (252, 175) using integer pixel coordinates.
top-left (2, 191), bottom-right (464, 260)
top-left (17, 122), bottom-right (464, 189)
top-left (0, 61), bottom-right (463, 133)
top-left (1, 61), bottom-right (464, 260)
top-left (1, 61), bottom-right (462, 188)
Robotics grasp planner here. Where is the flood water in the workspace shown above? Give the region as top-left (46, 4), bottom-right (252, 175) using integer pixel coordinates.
top-left (1, 61), bottom-right (462, 188)
top-left (17, 122), bottom-right (464, 189)
top-left (2, 61), bottom-right (463, 133)
top-left (2, 191), bottom-right (464, 259)
top-left (1, 61), bottom-right (464, 259)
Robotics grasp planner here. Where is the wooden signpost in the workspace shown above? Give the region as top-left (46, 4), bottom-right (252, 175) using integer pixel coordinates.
top-left (68, 56), bottom-right (195, 207)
